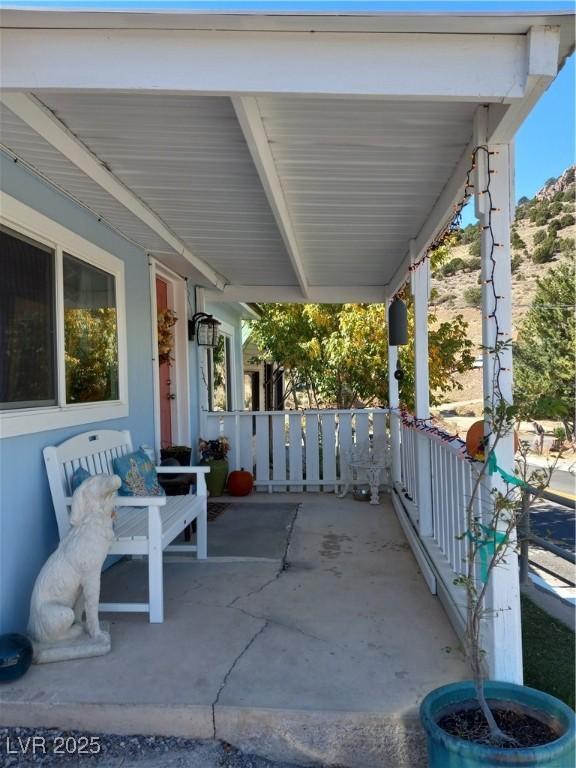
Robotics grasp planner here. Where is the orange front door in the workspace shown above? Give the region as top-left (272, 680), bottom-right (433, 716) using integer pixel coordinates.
top-left (156, 277), bottom-right (173, 448)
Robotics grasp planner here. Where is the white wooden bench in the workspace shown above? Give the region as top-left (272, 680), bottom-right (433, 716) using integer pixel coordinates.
top-left (43, 429), bottom-right (209, 623)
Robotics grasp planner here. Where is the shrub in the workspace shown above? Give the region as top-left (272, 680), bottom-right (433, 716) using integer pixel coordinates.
top-left (553, 426), bottom-right (566, 442)
top-left (532, 237), bottom-right (558, 264)
top-left (468, 239), bottom-right (480, 258)
top-left (559, 213), bottom-right (575, 229)
top-left (511, 229), bottom-right (526, 250)
top-left (463, 286), bottom-right (482, 307)
top-left (440, 257), bottom-right (466, 277)
top-left (464, 257), bottom-right (481, 272)
top-left (511, 252), bottom-right (522, 273)
top-left (533, 229), bottom-right (547, 246)
top-left (559, 237), bottom-right (575, 256)
top-left (533, 213), bottom-right (549, 227)
top-left (460, 223), bottom-right (480, 245)
top-left (429, 287), bottom-right (439, 304)
top-left (548, 219), bottom-right (562, 237)
top-left (516, 272), bottom-right (525, 281)
top-left (549, 201), bottom-right (564, 217)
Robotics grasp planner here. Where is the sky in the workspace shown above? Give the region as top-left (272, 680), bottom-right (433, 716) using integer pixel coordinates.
top-left (4, 0), bottom-right (575, 223)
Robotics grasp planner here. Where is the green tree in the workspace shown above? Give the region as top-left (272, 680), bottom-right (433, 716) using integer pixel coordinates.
top-left (249, 300), bottom-right (473, 410)
top-left (514, 263), bottom-right (576, 439)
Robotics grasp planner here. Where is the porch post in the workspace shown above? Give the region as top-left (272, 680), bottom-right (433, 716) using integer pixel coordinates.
top-left (196, 287), bottom-right (210, 438)
top-left (387, 299), bottom-right (402, 487)
top-left (411, 244), bottom-right (433, 538)
top-left (475, 111), bottom-right (523, 683)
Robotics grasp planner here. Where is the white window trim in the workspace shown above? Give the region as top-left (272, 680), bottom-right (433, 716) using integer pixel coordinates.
top-left (0, 192), bottom-right (128, 439)
top-left (210, 318), bottom-right (237, 412)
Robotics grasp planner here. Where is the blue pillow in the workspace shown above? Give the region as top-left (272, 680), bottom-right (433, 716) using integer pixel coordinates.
top-left (70, 466), bottom-right (91, 493)
top-left (112, 448), bottom-right (165, 497)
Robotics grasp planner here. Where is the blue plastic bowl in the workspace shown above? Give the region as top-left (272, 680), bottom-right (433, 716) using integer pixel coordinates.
top-left (420, 681), bottom-right (575, 768)
top-left (0, 634), bottom-right (33, 683)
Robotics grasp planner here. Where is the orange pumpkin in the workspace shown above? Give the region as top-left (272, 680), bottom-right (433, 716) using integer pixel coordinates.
top-left (466, 420), bottom-right (519, 459)
top-left (227, 468), bottom-right (254, 496)
top-left (466, 420), bottom-right (487, 459)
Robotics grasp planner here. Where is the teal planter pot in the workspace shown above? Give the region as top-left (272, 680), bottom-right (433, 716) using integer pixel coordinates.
top-left (421, 681), bottom-right (575, 768)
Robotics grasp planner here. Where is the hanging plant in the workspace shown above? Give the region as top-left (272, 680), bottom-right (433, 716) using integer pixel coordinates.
top-left (157, 308), bottom-right (178, 366)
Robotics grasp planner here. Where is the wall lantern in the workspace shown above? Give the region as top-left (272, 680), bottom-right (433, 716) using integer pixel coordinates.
top-left (388, 298), bottom-right (408, 346)
top-left (188, 312), bottom-right (221, 347)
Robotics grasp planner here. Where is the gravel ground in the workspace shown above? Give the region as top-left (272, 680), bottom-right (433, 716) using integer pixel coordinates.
top-left (0, 728), bottom-right (304, 768)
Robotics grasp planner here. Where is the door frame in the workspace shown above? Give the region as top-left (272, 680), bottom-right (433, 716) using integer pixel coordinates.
top-left (149, 258), bottom-right (190, 458)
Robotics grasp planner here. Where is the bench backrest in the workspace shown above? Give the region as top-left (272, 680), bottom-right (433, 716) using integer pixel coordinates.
top-left (44, 429), bottom-right (133, 539)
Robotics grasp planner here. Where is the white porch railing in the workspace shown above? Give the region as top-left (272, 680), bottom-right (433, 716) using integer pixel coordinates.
top-left (203, 408), bottom-right (390, 493)
top-left (391, 410), bottom-right (487, 624)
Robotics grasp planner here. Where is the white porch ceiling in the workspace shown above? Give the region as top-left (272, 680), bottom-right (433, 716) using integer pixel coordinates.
top-left (257, 98), bottom-right (477, 286)
top-left (0, 9), bottom-right (573, 300)
top-left (0, 92), bottom-right (475, 292)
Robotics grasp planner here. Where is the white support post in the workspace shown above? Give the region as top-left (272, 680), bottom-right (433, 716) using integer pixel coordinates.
top-left (476, 131), bottom-right (523, 684)
top-left (411, 247), bottom-right (433, 537)
top-left (195, 287), bottom-right (210, 438)
top-left (387, 300), bottom-right (402, 487)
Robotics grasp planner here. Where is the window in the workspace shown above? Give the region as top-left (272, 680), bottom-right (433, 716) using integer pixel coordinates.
top-left (0, 194), bottom-right (127, 438)
top-left (63, 253), bottom-right (119, 404)
top-left (0, 226), bottom-right (57, 409)
top-left (209, 332), bottom-right (233, 411)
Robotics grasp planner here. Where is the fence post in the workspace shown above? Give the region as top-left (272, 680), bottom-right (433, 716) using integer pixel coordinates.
top-left (518, 488), bottom-right (531, 585)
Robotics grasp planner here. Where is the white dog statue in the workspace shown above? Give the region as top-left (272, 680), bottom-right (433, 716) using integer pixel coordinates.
top-left (28, 473), bottom-right (121, 662)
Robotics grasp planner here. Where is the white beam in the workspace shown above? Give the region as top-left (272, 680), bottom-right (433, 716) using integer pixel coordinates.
top-left (0, 92), bottom-right (227, 291)
top-left (232, 96), bottom-right (309, 298)
top-left (205, 285), bottom-right (387, 304)
top-left (0, 29), bottom-right (528, 100)
top-left (488, 26), bottom-right (561, 143)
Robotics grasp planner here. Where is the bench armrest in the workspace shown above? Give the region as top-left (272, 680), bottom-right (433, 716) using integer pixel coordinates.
top-left (155, 465), bottom-right (211, 474)
top-left (65, 496), bottom-right (167, 507)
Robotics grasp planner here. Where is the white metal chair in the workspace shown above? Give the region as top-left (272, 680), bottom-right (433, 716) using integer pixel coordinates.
top-left (43, 429), bottom-right (209, 623)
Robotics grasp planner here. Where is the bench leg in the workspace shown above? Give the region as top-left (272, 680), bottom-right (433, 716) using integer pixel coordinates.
top-left (148, 506), bottom-right (164, 623)
top-left (197, 501), bottom-right (208, 560)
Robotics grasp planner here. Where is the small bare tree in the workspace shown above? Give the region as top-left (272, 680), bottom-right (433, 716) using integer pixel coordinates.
top-left (455, 399), bottom-right (560, 744)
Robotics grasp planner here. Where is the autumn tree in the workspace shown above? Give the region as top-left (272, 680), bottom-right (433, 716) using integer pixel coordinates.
top-left (249, 299), bottom-right (473, 410)
top-left (514, 262), bottom-right (576, 439)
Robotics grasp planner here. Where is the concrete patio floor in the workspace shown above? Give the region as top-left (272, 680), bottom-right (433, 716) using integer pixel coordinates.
top-left (0, 494), bottom-right (467, 767)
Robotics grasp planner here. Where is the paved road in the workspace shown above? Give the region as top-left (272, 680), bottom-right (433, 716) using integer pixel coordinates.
top-left (530, 500), bottom-right (575, 552)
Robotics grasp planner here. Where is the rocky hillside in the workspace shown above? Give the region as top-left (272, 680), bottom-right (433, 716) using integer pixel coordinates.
top-left (431, 166), bottom-right (575, 407)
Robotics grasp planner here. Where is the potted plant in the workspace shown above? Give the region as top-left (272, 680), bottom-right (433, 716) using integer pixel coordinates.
top-left (420, 400), bottom-right (575, 766)
top-left (160, 445), bottom-right (192, 466)
top-left (198, 437), bottom-right (230, 497)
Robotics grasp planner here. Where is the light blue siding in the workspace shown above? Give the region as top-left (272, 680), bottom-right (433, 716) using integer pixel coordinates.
top-left (0, 153), bottom-right (156, 633)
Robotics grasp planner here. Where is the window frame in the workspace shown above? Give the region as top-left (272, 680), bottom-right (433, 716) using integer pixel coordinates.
top-left (208, 319), bottom-right (236, 412)
top-left (0, 193), bottom-right (128, 439)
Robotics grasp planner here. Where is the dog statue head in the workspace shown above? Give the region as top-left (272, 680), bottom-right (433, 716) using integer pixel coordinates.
top-left (70, 474), bottom-right (122, 528)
